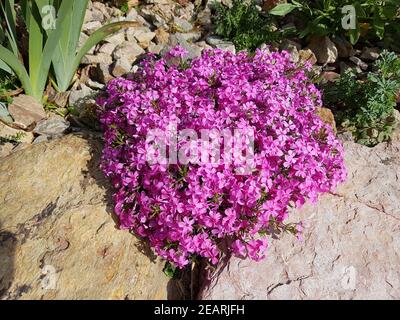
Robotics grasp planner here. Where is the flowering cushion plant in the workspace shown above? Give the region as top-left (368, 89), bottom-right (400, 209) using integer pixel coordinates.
top-left (98, 47), bottom-right (347, 269)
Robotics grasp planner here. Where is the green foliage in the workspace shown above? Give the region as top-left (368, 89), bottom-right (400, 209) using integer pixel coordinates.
top-left (213, 0), bottom-right (284, 51)
top-left (0, 131), bottom-right (25, 144)
top-left (0, 73), bottom-right (18, 103)
top-left (120, 2), bottom-right (129, 14)
top-left (0, 0), bottom-right (137, 101)
top-left (324, 50), bottom-right (400, 146)
top-left (270, 0), bottom-right (400, 46)
top-left (163, 261), bottom-right (179, 279)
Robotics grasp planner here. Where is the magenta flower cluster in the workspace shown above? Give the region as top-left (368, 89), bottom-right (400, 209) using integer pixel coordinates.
top-left (98, 47), bottom-right (347, 269)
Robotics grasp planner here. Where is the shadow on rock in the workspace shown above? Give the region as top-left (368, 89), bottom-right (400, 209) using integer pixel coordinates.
top-left (80, 131), bottom-right (160, 265)
top-left (0, 222), bottom-right (17, 299)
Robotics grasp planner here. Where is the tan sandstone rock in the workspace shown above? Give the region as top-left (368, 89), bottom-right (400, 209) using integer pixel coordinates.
top-left (0, 134), bottom-right (169, 300)
top-left (200, 138), bottom-right (400, 300)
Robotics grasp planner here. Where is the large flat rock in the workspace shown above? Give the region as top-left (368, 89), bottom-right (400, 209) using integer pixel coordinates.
top-left (200, 139), bottom-right (400, 300)
top-left (0, 134), bottom-right (168, 300)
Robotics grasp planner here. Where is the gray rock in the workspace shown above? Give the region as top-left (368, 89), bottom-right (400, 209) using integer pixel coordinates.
top-left (95, 63), bottom-right (115, 84)
top-left (33, 118), bottom-right (70, 137)
top-left (82, 21), bottom-right (102, 35)
top-left (206, 36), bottom-right (236, 53)
top-left (113, 42), bottom-right (145, 64)
top-left (307, 36), bottom-right (338, 65)
top-left (32, 135), bottom-right (49, 144)
top-left (81, 53), bottom-right (113, 65)
top-left (360, 47), bottom-right (381, 61)
top-left (97, 43), bottom-right (117, 56)
top-left (85, 79), bottom-right (105, 90)
top-left (104, 32), bottom-right (126, 46)
top-left (200, 137), bottom-right (400, 299)
top-left (349, 56), bottom-right (369, 71)
top-left (68, 84), bottom-right (96, 114)
top-left (148, 42), bottom-right (164, 54)
top-left (178, 31), bottom-right (202, 43)
top-left (280, 40), bottom-right (301, 63)
top-left (197, 7), bottom-right (212, 26)
top-left (112, 58), bottom-right (133, 77)
top-left (163, 33), bottom-right (203, 60)
top-left (332, 36), bottom-right (354, 58)
top-left (173, 16), bottom-right (193, 32)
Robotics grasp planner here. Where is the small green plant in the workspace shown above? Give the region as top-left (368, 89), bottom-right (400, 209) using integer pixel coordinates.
top-left (120, 2), bottom-right (129, 14)
top-left (270, 0), bottom-right (400, 45)
top-left (0, 131), bottom-right (26, 145)
top-left (324, 50), bottom-right (400, 146)
top-left (0, 74), bottom-right (18, 104)
top-left (213, 0), bottom-right (284, 51)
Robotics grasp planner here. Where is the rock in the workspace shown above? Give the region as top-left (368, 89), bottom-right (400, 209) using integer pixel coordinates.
top-left (113, 42), bottom-right (145, 64)
top-left (340, 61), bottom-right (361, 74)
top-left (307, 36), bottom-right (338, 65)
top-left (280, 40), bottom-right (300, 63)
top-left (126, 8), bottom-right (151, 27)
top-left (97, 43), bottom-right (117, 56)
top-left (82, 21), bottom-right (102, 35)
top-left (349, 56), bottom-right (368, 71)
top-left (155, 27), bottom-right (170, 45)
top-left (112, 58), bottom-right (133, 77)
top-left (316, 107), bottom-right (336, 133)
top-left (8, 95), bottom-right (46, 130)
top-left (200, 138), bottom-right (400, 299)
top-left (0, 122), bottom-right (34, 144)
top-left (68, 84), bottom-right (96, 114)
top-left (85, 79), bottom-right (105, 90)
top-left (206, 36), bottom-right (236, 54)
top-left (298, 49), bottom-right (317, 65)
top-left (0, 134), bottom-right (169, 299)
top-left (32, 135), bottom-right (49, 144)
top-left (81, 53), bottom-right (113, 66)
top-left (173, 16), bottom-right (193, 32)
top-left (360, 47), bottom-right (380, 61)
top-left (280, 39), bottom-right (301, 51)
top-left (177, 31), bottom-right (202, 43)
top-left (126, 27), bottom-right (156, 48)
top-left (164, 33), bottom-right (203, 60)
top-left (95, 63), bottom-right (115, 84)
top-left (197, 7), bottom-right (212, 26)
top-left (33, 118), bottom-right (70, 138)
top-left (321, 71), bottom-right (340, 83)
top-left (104, 32), bottom-right (126, 46)
top-left (332, 36), bottom-right (354, 58)
top-left (84, 8), bottom-right (105, 23)
top-left (148, 42), bottom-right (164, 55)
top-left (0, 142), bottom-right (14, 158)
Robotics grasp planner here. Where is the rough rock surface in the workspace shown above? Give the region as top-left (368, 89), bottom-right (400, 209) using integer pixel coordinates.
top-left (8, 95), bottom-right (46, 130)
top-left (200, 138), bottom-right (400, 300)
top-left (307, 36), bottom-right (338, 65)
top-left (0, 134), bottom-right (169, 300)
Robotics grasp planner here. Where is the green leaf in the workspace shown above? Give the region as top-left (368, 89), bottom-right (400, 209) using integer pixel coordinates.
top-left (51, 0), bottom-right (89, 92)
top-left (29, 0), bottom-right (74, 100)
top-left (269, 3), bottom-right (298, 16)
top-left (348, 27), bottom-right (360, 45)
top-left (0, 58), bottom-right (13, 74)
top-left (373, 16), bottom-right (385, 39)
top-left (0, 45), bottom-right (32, 96)
top-left (0, 101), bottom-right (13, 123)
